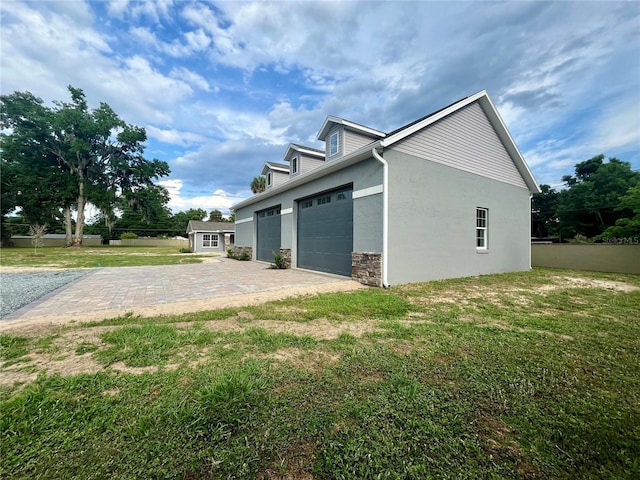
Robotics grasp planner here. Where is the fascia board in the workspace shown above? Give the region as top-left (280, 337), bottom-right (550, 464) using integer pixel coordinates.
top-left (317, 116), bottom-right (342, 140)
top-left (261, 162), bottom-right (289, 175)
top-left (478, 95), bottom-right (541, 194)
top-left (317, 116), bottom-right (386, 140)
top-left (284, 143), bottom-right (324, 160)
top-left (232, 140), bottom-right (382, 211)
top-left (381, 90), bottom-right (488, 148)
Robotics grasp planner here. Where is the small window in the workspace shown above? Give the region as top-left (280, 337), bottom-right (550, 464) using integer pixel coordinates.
top-left (267, 210), bottom-right (274, 216)
top-left (476, 208), bottom-right (488, 250)
top-left (329, 132), bottom-right (339, 156)
top-left (267, 172), bottom-right (272, 186)
top-left (301, 200), bottom-right (313, 209)
top-left (336, 190), bottom-right (351, 201)
top-left (203, 234), bottom-right (219, 248)
top-left (292, 157), bottom-right (298, 174)
top-left (317, 195), bottom-right (331, 206)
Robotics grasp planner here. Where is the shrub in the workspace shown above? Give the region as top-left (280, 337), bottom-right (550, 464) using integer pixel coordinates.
top-left (227, 248), bottom-right (236, 259)
top-left (271, 250), bottom-right (287, 269)
top-left (238, 251), bottom-right (250, 261)
top-left (120, 232), bottom-right (138, 239)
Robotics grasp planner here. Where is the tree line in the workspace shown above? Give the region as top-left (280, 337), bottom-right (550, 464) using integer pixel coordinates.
top-left (532, 155), bottom-right (639, 241)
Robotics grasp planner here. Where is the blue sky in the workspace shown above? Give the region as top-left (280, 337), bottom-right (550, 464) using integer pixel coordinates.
top-left (2, 1), bottom-right (639, 216)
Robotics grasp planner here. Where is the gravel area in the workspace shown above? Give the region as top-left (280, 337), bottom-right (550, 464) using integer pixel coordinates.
top-left (0, 270), bottom-right (92, 319)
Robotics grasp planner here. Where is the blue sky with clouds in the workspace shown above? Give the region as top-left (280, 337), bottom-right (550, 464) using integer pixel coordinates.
top-left (2, 1), bottom-right (639, 215)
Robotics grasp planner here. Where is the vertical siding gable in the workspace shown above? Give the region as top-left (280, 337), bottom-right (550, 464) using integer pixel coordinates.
top-left (391, 102), bottom-right (527, 189)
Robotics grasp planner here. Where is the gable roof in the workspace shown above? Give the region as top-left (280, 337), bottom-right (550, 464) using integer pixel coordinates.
top-left (261, 161), bottom-right (290, 175)
top-left (233, 90), bottom-right (539, 211)
top-left (284, 143), bottom-right (325, 161)
top-left (317, 116), bottom-right (386, 141)
top-left (380, 90), bottom-right (539, 193)
top-left (186, 220), bottom-right (235, 234)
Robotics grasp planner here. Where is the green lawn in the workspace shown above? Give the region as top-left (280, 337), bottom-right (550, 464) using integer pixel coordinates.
top-left (0, 246), bottom-right (214, 268)
top-left (1, 269), bottom-right (639, 479)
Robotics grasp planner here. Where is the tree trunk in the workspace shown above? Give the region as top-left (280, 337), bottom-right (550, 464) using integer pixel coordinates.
top-left (73, 176), bottom-right (85, 247)
top-left (64, 207), bottom-right (73, 246)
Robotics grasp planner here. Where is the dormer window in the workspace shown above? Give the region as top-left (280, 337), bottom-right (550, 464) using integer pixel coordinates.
top-left (292, 156), bottom-right (298, 174)
top-left (267, 172), bottom-right (272, 186)
top-left (329, 132), bottom-right (339, 156)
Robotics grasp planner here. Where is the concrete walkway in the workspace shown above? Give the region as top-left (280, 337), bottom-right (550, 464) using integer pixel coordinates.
top-left (1, 258), bottom-right (362, 329)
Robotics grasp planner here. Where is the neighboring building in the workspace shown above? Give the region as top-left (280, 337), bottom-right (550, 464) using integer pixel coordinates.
top-left (186, 221), bottom-right (235, 253)
top-left (232, 91), bottom-right (540, 286)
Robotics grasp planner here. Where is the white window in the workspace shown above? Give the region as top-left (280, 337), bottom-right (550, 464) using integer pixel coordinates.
top-left (476, 208), bottom-right (488, 250)
top-left (329, 132), bottom-right (339, 156)
top-left (203, 233), bottom-right (219, 248)
top-left (267, 172), bottom-right (272, 186)
top-left (292, 157), bottom-right (298, 174)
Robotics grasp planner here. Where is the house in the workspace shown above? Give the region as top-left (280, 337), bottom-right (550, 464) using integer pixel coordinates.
top-left (186, 221), bottom-right (235, 253)
top-left (231, 90), bottom-right (540, 286)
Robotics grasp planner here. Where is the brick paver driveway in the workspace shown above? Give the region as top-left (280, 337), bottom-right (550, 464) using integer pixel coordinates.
top-left (2, 258), bottom-right (362, 327)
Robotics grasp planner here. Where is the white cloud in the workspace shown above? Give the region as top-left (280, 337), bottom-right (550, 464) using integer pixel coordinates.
top-left (157, 179), bottom-right (241, 214)
top-left (145, 126), bottom-right (206, 147)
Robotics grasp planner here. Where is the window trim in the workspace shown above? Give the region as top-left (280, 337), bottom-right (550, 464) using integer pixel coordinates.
top-left (476, 207), bottom-right (488, 252)
top-left (266, 172), bottom-right (272, 186)
top-left (291, 156), bottom-right (298, 174)
top-left (329, 132), bottom-right (339, 156)
top-left (202, 233), bottom-right (219, 248)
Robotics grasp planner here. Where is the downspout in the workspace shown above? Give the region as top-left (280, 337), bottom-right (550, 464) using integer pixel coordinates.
top-left (372, 147), bottom-right (390, 288)
top-left (529, 194), bottom-right (533, 270)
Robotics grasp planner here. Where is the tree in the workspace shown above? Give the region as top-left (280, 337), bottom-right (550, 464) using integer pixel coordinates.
top-left (1, 91), bottom-right (75, 243)
top-left (556, 155), bottom-right (639, 239)
top-left (28, 224), bottom-right (47, 255)
top-left (531, 184), bottom-right (559, 237)
top-left (601, 184), bottom-right (640, 240)
top-left (170, 208), bottom-right (207, 237)
top-left (115, 185), bottom-right (173, 238)
top-left (250, 176), bottom-right (266, 194)
top-left (208, 209), bottom-right (223, 222)
top-left (0, 86), bottom-right (170, 246)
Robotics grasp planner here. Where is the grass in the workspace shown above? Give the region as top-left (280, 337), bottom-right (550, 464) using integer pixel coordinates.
top-left (1, 268), bottom-right (639, 479)
top-left (0, 246), bottom-right (217, 268)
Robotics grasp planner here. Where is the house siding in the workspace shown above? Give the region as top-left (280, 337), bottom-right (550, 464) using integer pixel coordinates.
top-left (299, 153), bottom-right (325, 175)
top-left (386, 149), bottom-right (531, 285)
top-left (267, 170), bottom-right (289, 189)
top-left (344, 130), bottom-right (376, 156)
top-left (392, 102), bottom-right (527, 189)
top-left (234, 158), bottom-right (383, 266)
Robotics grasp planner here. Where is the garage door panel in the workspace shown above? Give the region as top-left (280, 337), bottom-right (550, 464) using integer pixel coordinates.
top-left (257, 206), bottom-right (281, 262)
top-left (297, 187), bottom-right (353, 276)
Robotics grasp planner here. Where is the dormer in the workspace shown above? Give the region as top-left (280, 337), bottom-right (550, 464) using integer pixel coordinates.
top-left (283, 143), bottom-right (325, 178)
top-left (261, 161), bottom-right (290, 189)
top-left (317, 116), bottom-right (386, 161)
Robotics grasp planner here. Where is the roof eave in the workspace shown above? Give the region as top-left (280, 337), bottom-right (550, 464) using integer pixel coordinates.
top-left (381, 90), bottom-right (540, 194)
top-left (232, 140), bottom-right (382, 211)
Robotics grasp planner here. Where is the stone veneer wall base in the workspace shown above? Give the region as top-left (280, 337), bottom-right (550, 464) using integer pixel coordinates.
top-left (352, 252), bottom-right (382, 287)
top-left (279, 248), bottom-right (292, 268)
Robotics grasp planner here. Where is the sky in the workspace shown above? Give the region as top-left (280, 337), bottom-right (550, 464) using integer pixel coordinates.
top-left (1, 0), bottom-right (639, 216)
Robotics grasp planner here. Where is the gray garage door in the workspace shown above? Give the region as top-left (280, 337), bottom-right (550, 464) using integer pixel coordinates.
top-left (297, 186), bottom-right (353, 276)
top-left (257, 206), bottom-right (281, 262)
